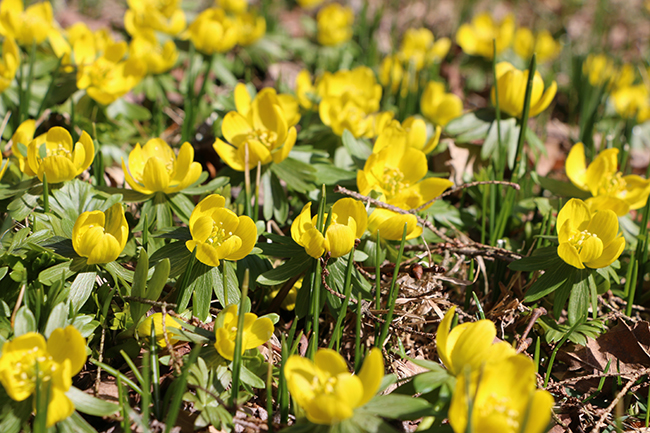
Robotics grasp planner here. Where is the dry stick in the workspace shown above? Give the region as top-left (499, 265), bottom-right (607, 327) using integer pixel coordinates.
top-left (10, 284), bottom-right (26, 327)
top-left (551, 410), bottom-right (570, 432)
top-left (516, 307), bottom-right (547, 353)
top-left (552, 371), bottom-right (636, 387)
top-left (411, 180), bottom-right (520, 213)
top-left (94, 327), bottom-right (106, 396)
top-left (334, 185), bottom-right (521, 261)
top-left (589, 370), bottom-right (646, 433)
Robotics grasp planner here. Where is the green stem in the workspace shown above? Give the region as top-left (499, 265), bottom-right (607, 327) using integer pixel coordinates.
top-left (36, 56), bottom-right (63, 118)
top-left (492, 39), bottom-right (504, 180)
top-left (328, 248), bottom-right (356, 350)
top-left (230, 269), bottom-right (251, 407)
top-left (21, 40), bottom-right (37, 123)
top-left (181, 44), bottom-right (196, 143)
top-left (42, 173), bottom-right (49, 213)
top-left (543, 318), bottom-right (583, 387)
top-left (377, 223), bottom-right (408, 347)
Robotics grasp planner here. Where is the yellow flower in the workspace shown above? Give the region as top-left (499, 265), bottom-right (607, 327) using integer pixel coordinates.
top-left (122, 138), bottom-right (202, 195)
top-left (556, 198), bottom-right (625, 269)
top-left (319, 97), bottom-right (376, 138)
top-left (456, 13), bottom-right (514, 59)
top-left (566, 142), bottom-right (650, 216)
top-left (234, 83), bottom-right (300, 127)
top-left (399, 28), bottom-right (450, 71)
top-left (611, 84), bottom-right (650, 121)
top-left (284, 348), bottom-right (384, 425)
top-left (0, 0), bottom-right (53, 46)
top-left (214, 305), bottom-right (274, 361)
top-left (137, 313), bottom-right (184, 347)
top-left (367, 209), bottom-right (422, 241)
top-left (0, 36), bottom-right (19, 94)
top-left (129, 31), bottom-right (178, 75)
top-left (316, 4), bottom-right (353, 46)
top-left (185, 194), bottom-right (257, 267)
top-left (420, 81), bottom-right (463, 127)
top-left (217, 0), bottom-right (248, 14)
top-left (214, 86), bottom-right (297, 171)
top-left (448, 352), bottom-right (554, 433)
top-left (291, 198), bottom-right (367, 259)
top-left (72, 203), bottom-right (129, 265)
top-left (379, 55), bottom-right (404, 95)
top-left (297, 0), bottom-right (324, 9)
top-left (611, 63), bottom-right (636, 90)
top-left (436, 306), bottom-right (516, 376)
top-left (316, 67), bottom-right (382, 115)
top-left (236, 11), bottom-right (266, 46)
top-left (49, 23), bottom-right (116, 72)
top-left (373, 117), bottom-right (439, 155)
top-left (187, 7), bottom-right (239, 55)
top-left (583, 54), bottom-right (615, 87)
top-left (124, 0), bottom-right (186, 36)
top-left (513, 28), bottom-right (561, 64)
top-left (76, 41), bottom-right (146, 105)
top-left (357, 143), bottom-right (453, 210)
top-left (296, 69), bottom-right (316, 109)
top-left (26, 126), bottom-right (94, 183)
top-left (269, 277), bottom-right (303, 311)
top-left (0, 326), bottom-right (86, 427)
top-left (10, 120), bottom-right (43, 177)
top-left (491, 62), bottom-right (557, 119)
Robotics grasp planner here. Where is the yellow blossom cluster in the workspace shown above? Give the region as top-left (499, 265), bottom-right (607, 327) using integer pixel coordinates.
top-left (437, 307), bottom-right (554, 433)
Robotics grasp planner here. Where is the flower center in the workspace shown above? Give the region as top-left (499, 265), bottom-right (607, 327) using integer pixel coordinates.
top-left (206, 221), bottom-right (233, 246)
top-left (596, 172), bottom-right (626, 197)
top-left (567, 229), bottom-right (598, 254)
top-left (381, 167), bottom-right (407, 197)
top-left (480, 393), bottom-right (520, 430)
top-left (45, 143), bottom-right (71, 158)
top-left (12, 347), bottom-right (57, 389)
top-left (311, 374), bottom-right (340, 396)
top-left (246, 129), bottom-right (278, 150)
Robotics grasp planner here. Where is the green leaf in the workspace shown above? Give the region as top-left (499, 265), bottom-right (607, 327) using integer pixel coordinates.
top-left (524, 262), bottom-right (575, 302)
top-left (69, 271), bottom-right (97, 314)
top-left (534, 175), bottom-right (591, 199)
top-left (146, 258), bottom-right (170, 302)
top-left (153, 226), bottom-right (192, 240)
top-left (182, 176), bottom-right (229, 195)
top-left (257, 254), bottom-right (311, 286)
top-left (313, 164), bottom-right (356, 185)
top-left (270, 158), bottom-right (316, 193)
top-left (168, 192), bottom-right (195, 225)
top-left (509, 246), bottom-right (562, 271)
top-left (362, 395), bottom-right (433, 420)
top-left (256, 234), bottom-right (304, 257)
top-left (130, 249), bottom-right (149, 324)
top-left (568, 269), bottom-right (592, 325)
top-left (41, 237), bottom-right (79, 259)
top-left (95, 186), bottom-right (152, 203)
top-left (106, 98), bottom-right (152, 121)
top-left (262, 170), bottom-right (289, 223)
top-left (238, 363), bottom-right (265, 388)
top-left (150, 240), bottom-right (191, 279)
top-left (103, 261), bottom-right (134, 283)
top-left (43, 303), bottom-right (68, 338)
top-left (342, 129), bottom-right (372, 161)
top-left (215, 261), bottom-right (241, 307)
top-left (66, 386), bottom-right (119, 417)
top-left (38, 261), bottom-right (74, 285)
top-left (187, 262), bottom-right (217, 320)
top-left (445, 109), bottom-right (494, 142)
top-left (14, 307), bottom-right (36, 336)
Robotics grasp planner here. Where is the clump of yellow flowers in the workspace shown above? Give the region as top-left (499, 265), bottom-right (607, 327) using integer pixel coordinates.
top-left (556, 198), bottom-right (625, 269)
top-left (0, 37), bottom-right (19, 94)
top-left (214, 305), bottom-right (274, 360)
top-left (437, 307), bottom-right (554, 433)
top-left (491, 62), bottom-right (557, 119)
top-left (297, 66), bottom-right (384, 138)
top-left (185, 194), bottom-right (257, 267)
top-left (316, 3), bottom-right (354, 46)
top-left (72, 203), bottom-right (129, 265)
top-left (566, 143), bottom-right (650, 216)
top-left (291, 198), bottom-right (367, 259)
top-left (456, 12), bottom-right (515, 59)
top-left (284, 348), bottom-right (384, 424)
top-left (26, 127), bottom-right (95, 183)
top-left (214, 84), bottom-right (298, 171)
top-left (0, 0), bottom-right (53, 46)
top-left (513, 28), bottom-right (561, 64)
top-left (0, 326), bottom-right (87, 427)
top-left (122, 138), bottom-right (203, 195)
top-left (420, 81), bottom-right (463, 127)
top-left (137, 313), bottom-right (185, 347)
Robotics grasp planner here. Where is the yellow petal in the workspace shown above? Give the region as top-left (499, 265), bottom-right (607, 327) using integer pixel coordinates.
top-left (556, 198), bottom-right (591, 233)
top-left (324, 223), bottom-right (355, 258)
top-left (300, 228), bottom-right (326, 258)
top-left (225, 215), bottom-right (257, 261)
top-left (586, 209), bottom-right (619, 245)
top-left (86, 233), bottom-right (122, 264)
top-left (565, 142), bottom-right (589, 191)
top-left (584, 236), bottom-right (624, 269)
top-left (529, 80), bottom-right (557, 118)
top-left (332, 198), bottom-right (367, 238)
top-left (356, 348), bottom-right (384, 407)
top-left (47, 326), bottom-right (86, 376)
top-left (46, 387), bottom-right (75, 427)
top-left (222, 111), bottom-right (254, 145)
top-left (558, 243), bottom-right (585, 269)
top-left (194, 242), bottom-right (222, 267)
top-left (241, 316), bottom-right (274, 350)
top-left (585, 148), bottom-right (619, 196)
top-left (234, 83), bottom-right (252, 116)
top-left (214, 138), bottom-right (245, 171)
top-left (436, 306), bottom-right (456, 372)
top-left (189, 194), bottom-right (227, 228)
top-left (521, 390), bottom-right (555, 433)
top-left (314, 348), bottom-right (349, 376)
top-left (141, 157), bottom-right (171, 192)
top-left (215, 327), bottom-right (235, 360)
top-left (448, 320), bottom-right (496, 375)
top-left (291, 202), bottom-right (314, 245)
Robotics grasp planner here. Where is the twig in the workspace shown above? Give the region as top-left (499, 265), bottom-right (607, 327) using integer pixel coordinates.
top-left (589, 370), bottom-right (646, 433)
top-left (94, 326), bottom-right (106, 397)
top-left (123, 296), bottom-right (178, 308)
top-left (412, 180), bottom-right (520, 213)
top-left (10, 284), bottom-right (26, 327)
top-left (516, 307), bottom-right (547, 353)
